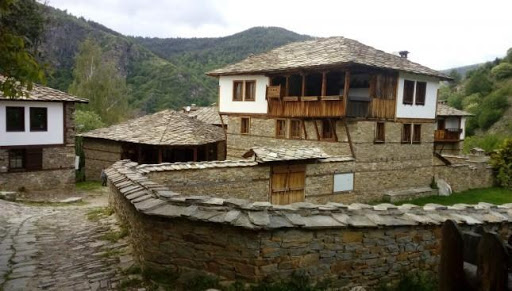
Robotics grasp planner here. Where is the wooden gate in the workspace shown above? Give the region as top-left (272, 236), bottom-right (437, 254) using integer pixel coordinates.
top-left (270, 165), bottom-right (305, 205)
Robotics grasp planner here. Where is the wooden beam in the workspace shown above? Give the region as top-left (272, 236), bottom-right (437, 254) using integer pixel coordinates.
top-left (285, 75), bottom-right (290, 97)
top-left (158, 147), bottom-right (163, 163)
top-left (343, 120), bottom-right (355, 158)
top-left (313, 120), bottom-right (320, 141)
top-left (329, 119), bottom-right (338, 142)
top-left (343, 71), bottom-right (351, 111)
top-left (193, 147), bottom-right (198, 162)
top-left (302, 120), bottom-right (308, 140)
top-left (321, 72), bottom-right (327, 97)
top-left (301, 74), bottom-right (306, 97)
top-left (137, 145), bottom-right (142, 163)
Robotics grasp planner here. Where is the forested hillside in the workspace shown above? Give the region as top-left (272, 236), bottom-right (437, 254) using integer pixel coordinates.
top-left (440, 49), bottom-right (512, 151)
top-left (41, 6), bottom-right (310, 115)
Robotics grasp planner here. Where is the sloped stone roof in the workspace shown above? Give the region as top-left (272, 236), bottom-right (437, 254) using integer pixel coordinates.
top-left (208, 37), bottom-right (450, 80)
top-left (136, 160), bottom-right (257, 173)
top-left (0, 76), bottom-right (88, 103)
top-left (106, 159), bottom-right (512, 230)
top-left (81, 110), bottom-right (225, 146)
top-left (186, 106), bottom-right (226, 126)
top-left (437, 103), bottom-right (473, 117)
top-left (243, 146), bottom-right (330, 163)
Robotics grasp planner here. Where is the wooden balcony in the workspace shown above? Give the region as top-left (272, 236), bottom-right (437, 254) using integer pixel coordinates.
top-left (434, 128), bottom-right (462, 142)
top-left (268, 95), bottom-right (345, 118)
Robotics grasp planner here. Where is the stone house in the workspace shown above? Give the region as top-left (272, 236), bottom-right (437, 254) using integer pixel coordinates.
top-left (81, 110), bottom-right (226, 181)
top-left (434, 102), bottom-right (473, 154)
top-left (0, 77), bottom-right (88, 199)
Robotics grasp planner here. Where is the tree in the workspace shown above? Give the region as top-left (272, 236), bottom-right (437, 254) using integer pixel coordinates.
top-left (75, 110), bottom-right (105, 133)
top-left (69, 38), bottom-right (130, 125)
top-left (490, 139), bottom-right (512, 189)
top-left (465, 70), bottom-right (493, 96)
top-left (491, 63), bottom-right (512, 80)
top-left (448, 69), bottom-right (462, 85)
top-left (0, 0), bottom-right (46, 97)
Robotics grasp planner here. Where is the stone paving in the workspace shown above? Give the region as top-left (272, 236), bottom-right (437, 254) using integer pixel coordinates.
top-left (0, 198), bottom-right (134, 291)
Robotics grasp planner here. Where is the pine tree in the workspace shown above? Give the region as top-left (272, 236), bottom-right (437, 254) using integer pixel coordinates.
top-left (69, 38), bottom-right (130, 125)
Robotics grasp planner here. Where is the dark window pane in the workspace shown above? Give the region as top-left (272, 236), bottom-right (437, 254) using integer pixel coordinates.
top-left (322, 120), bottom-right (333, 139)
top-left (30, 107), bottom-right (48, 131)
top-left (375, 122), bottom-right (385, 142)
top-left (415, 82), bottom-right (426, 105)
top-left (413, 124), bottom-right (422, 143)
top-left (245, 81), bottom-right (256, 101)
top-left (276, 120), bottom-right (286, 137)
top-left (241, 117), bottom-right (250, 134)
top-left (402, 124), bottom-right (412, 143)
top-left (403, 80), bottom-right (414, 105)
top-left (9, 149), bottom-right (25, 170)
top-left (6, 107), bottom-right (25, 132)
top-left (233, 81), bottom-right (243, 101)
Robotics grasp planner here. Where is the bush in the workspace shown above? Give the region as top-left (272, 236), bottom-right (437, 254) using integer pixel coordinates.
top-left (491, 63), bottom-right (512, 80)
top-left (75, 110), bottom-right (105, 133)
top-left (378, 271), bottom-right (437, 291)
top-left (463, 134), bottom-right (506, 153)
top-left (465, 70), bottom-right (494, 96)
top-left (490, 139), bottom-right (512, 189)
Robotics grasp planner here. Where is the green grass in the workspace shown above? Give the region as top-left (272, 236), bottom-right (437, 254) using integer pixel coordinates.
top-left (86, 207), bottom-right (114, 221)
top-left (20, 200), bottom-right (87, 207)
top-left (76, 181), bottom-right (103, 191)
top-left (100, 226), bottom-right (129, 243)
top-left (395, 187), bottom-right (512, 206)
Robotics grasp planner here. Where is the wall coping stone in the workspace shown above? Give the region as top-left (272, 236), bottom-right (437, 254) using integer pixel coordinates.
top-left (107, 160), bottom-right (512, 231)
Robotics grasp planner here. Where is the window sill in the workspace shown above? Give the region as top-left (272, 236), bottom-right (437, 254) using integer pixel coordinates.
top-left (6, 130), bottom-right (25, 132)
top-left (30, 129), bottom-right (48, 132)
top-left (374, 140), bottom-right (385, 144)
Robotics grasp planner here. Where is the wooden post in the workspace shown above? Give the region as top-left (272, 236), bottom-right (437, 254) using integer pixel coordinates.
top-left (439, 220), bottom-right (466, 291)
top-left (301, 74), bottom-right (306, 97)
top-left (343, 121), bottom-right (355, 159)
top-left (313, 120), bottom-right (320, 140)
top-left (343, 71), bottom-right (351, 114)
top-left (285, 76), bottom-right (290, 97)
top-left (193, 147), bottom-right (198, 162)
top-left (158, 147), bottom-right (163, 163)
top-left (321, 72), bottom-right (327, 97)
top-left (477, 232), bottom-right (509, 291)
top-left (302, 120), bottom-right (308, 140)
top-left (330, 119), bottom-right (338, 142)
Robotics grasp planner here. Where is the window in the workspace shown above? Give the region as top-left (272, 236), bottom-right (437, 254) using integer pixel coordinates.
top-left (276, 119), bottom-right (286, 138)
top-left (30, 107), bottom-right (48, 131)
top-left (9, 149), bottom-right (25, 170)
top-left (402, 123), bottom-right (412, 143)
top-left (413, 124), bottom-right (422, 143)
top-left (245, 81), bottom-right (256, 101)
top-left (415, 82), bottom-right (426, 105)
top-left (6, 107), bottom-right (25, 132)
top-left (321, 120), bottom-right (334, 139)
top-left (375, 122), bottom-right (385, 143)
top-left (233, 81), bottom-right (243, 101)
top-left (333, 173), bottom-right (354, 192)
top-left (240, 117), bottom-right (250, 134)
top-left (403, 80), bottom-right (415, 105)
top-left (233, 80), bottom-right (256, 101)
top-left (290, 120), bottom-right (302, 139)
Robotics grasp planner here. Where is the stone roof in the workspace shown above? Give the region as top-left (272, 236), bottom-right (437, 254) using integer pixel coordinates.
top-left (81, 110), bottom-right (225, 146)
top-left (208, 37), bottom-right (450, 80)
top-left (243, 146), bottom-right (330, 163)
top-left (437, 103), bottom-right (473, 117)
top-left (136, 160), bottom-right (257, 173)
top-left (0, 76), bottom-right (88, 103)
top-left (186, 106), bottom-right (226, 126)
top-left (105, 159), bottom-right (512, 230)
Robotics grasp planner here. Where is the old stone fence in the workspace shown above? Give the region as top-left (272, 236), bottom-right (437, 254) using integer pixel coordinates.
top-left (106, 160), bottom-right (511, 289)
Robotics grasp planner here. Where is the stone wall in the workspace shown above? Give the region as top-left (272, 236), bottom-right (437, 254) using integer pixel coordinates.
top-left (434, 156), bottom-right (494, 192)
top-left (434, 141), bottom-right (464, 155)
top-left (83, 138), bottom-right (122, 181)
top-left (106, 160), bottom-right (512, 289)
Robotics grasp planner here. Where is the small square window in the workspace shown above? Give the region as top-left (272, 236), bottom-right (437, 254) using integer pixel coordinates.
top-left (240, 117), bottom-right (250, 134)
top-left (6, 107), bottom-right (25, 132)
top-left (321, 120), bottom-right (334, 140)
top-left (30, 107), bottom-right (48, 131)
top-left (290, 120), bottom-right (302, 139)
top-left (333, 173), bottom-right (354, 192)
top-left (276, 119), bottom-right (286, 138)
top-left (375, 122), bottom-right (385, 143)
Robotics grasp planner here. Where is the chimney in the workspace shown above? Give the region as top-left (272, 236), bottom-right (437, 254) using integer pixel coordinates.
top-left (399, 51), bottom-right (409, 59)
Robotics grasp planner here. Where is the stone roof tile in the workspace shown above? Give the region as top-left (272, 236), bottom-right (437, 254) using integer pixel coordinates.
top-left (0, 76), bottom-right (88, 103)
top-left (243, 146), bottom-right (330, 163)
top-left (437, 103), bottom-right (473, 117)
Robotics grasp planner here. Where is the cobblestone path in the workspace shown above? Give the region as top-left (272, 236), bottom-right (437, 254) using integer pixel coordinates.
top-left (0, 200), bottom-right (133, 291)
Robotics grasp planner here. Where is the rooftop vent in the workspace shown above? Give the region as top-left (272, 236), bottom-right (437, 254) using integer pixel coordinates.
top-left (399, 51), bottom-right (409, 59)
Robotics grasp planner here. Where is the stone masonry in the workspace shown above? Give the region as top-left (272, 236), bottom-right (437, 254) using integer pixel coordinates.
top-left (107, 160), bottom-right (511, 289)
top-left (83, 138), bottom-right (123, 181)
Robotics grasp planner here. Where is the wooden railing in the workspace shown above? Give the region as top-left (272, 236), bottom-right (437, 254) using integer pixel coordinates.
top-left (268, 96), bottom-right (345, 118)
top-left (434, 128), bottom-right (461, 142)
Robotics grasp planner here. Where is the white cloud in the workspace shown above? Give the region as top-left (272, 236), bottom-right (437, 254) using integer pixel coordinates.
top-left (44, 0), bottom-right (512, 69)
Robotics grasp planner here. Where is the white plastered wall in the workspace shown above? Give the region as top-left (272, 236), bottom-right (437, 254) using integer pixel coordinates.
top-left (0, 101), bottom-right (64, 146)
top-left (396, 72), bottom-right (440, 119)
top-left (218, 75), bottom-right (269, 114)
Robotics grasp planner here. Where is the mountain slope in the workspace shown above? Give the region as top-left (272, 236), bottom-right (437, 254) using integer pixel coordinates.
top-left (41, 7), bottom-right (312, 114)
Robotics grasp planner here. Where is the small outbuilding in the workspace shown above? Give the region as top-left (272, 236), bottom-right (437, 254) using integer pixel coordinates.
top-left (81, 110), bottom-right (226, 181)
top-left (435, 103), bottom-right (473, 154)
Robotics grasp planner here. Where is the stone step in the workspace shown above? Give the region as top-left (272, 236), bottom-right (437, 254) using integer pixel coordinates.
top-left (384, 187), bottom-right (438, 203)
top-left (0, 191), bottom-right (17, 201)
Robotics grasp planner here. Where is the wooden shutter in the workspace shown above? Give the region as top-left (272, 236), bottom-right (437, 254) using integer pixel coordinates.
top-left (290, 120), bottom-right (301, 139)
top-left (233, 81), bottom-right (243, 101)
top-left (276, 119), bottom-right (286, 138)
top-left (245, 81), bottom-right (256, 101)
top-left (413, 124), bottom-right (422, 143)
top-left (270, 165), bottom-right (305, 205)
top-left (415, 82), bottom-right (426, 105)
top-left (240, 117), bottom-right (250, 134)
top-left (402, 124), bottom-right (412, 143)
top-left (25, 148), bottom-right (43, 170)
top-left (375, 122), bottom-right (385, 143)
top-left (403, 80), bottom-right (414, 104)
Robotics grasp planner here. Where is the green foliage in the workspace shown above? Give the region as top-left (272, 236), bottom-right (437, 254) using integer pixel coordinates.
top-left (465, 69), bottom-right (494, 96)
top-left (464, 134), bottom-right (507, 153)
top-left (69, 38), bottom-right (130, 125)
top-left (393, 187), bottom-right (512, 206)
top-left (378, 271), bottom-right (436, 291)
top-left (490, 139), bottom-right (512, 189)
top-left (0, 0), bottom-right (46, 97)
top-left (448, 69), bottom-right (461, 84)
top-left (505, 48), bottom-right (512, 63)
top-left (75, 110), bottom-right (105, 133)
top-left (491, 63), bottom-right (512, 80)
top-left (251, 271), bottom-right (325, 291)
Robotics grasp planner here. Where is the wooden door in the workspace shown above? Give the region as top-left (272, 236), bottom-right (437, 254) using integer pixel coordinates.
top-left (270, 165), bottom-right (305, 205)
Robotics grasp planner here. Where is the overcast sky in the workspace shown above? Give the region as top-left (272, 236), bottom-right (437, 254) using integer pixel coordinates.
top-left (45, 0), bottom-right (511, 70)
